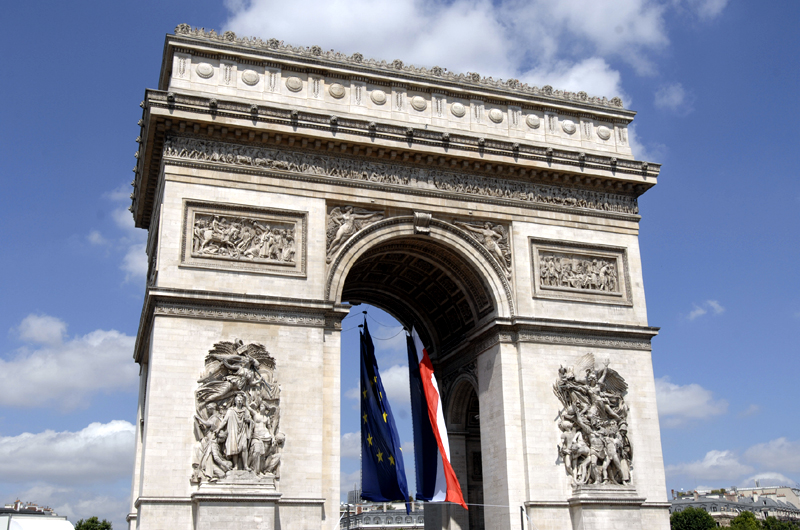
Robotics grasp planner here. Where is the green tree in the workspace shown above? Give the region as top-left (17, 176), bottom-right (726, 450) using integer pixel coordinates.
top-left (74, 516), bottom-right (112, 530)
top-left (729, 511), bottom-right (761, 530)
top-left (762, 516), bottom-right (798, 530)
top-left (670, 506), bottom-right (717, 530)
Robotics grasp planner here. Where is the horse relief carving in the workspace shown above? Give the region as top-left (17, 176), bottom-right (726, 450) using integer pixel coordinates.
top-left (193, 214), bottom-right (296, 264)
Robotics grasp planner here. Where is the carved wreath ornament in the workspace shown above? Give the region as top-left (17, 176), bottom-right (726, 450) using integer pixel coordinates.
top-left (553, 354), bottom-right (632, 487)
top-left (191, 340), bottom-right (285, 485)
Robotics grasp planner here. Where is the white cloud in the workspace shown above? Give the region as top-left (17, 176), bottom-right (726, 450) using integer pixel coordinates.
top-left (739, 472), bottom-right (799, 489)
top-left (743, 438), bottom-right (800, 473)
top-left (8, 485), bottom-right (130, 530)
top-left (654, 82), bottom-right (689, 111)
top-left (687, 300), bottom-right (725, 320)
top-left (121, 242), bottom-right (148, 281)
top-left (344, 387), bottom-right (360, 400)
top-left (380, 364), bottom-right (411, 419)
top-left (738, 404), bottom-right (760, 418)
top-left (686, 0), bottom-right (729, 20)
top-left (16, 314), bottom-right (67, 346)
top-left (340, 469), bottom-right (361, 497)
top-left (688, 304), bottom-right (707, 320)
top-left (655, 376), bottom-right (728, 426)
top-left (341, 431), bottom-right (360, 460)
top-left (628, 123), bottom-right (666, 162)
top-left (87, 230), bottom-right (108, 246)
top-left (666, 450), bottom-right (754, 481)
top-left (223, 0), bottom-right (726, 102)
top-left (0, 421), bottom-right (135, 484)
top-left (1, 316), bottom-right (138, 409)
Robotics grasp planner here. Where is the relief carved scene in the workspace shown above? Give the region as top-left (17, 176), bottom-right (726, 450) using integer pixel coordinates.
top-left (326, 205), bottom-right (384, 262)
top-left (164, 137), bottom-right (639, 215)
top-left (539, 252), bottom-right (618, 293)
top-left (553, 353), bottom-right (632, 487)
top-left (182, 201), bottom-right (307, 276)
top-left (193, 214), bottom-right (297, 264)
top-left (191, 340), bottom-right (285, 485)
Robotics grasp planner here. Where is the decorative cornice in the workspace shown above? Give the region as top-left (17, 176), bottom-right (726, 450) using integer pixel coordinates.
top-left (173, 24), bottom-right (627, 111)
top-left (153, 302), bottom-right (326, 326)
top-left (517, 330), bottom-right (651, 351)
top-left (133, 288), bottom-right (336, 363)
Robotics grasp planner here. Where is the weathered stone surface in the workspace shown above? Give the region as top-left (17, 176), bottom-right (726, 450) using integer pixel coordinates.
top-left (127, 26), bottom-right (668, 530)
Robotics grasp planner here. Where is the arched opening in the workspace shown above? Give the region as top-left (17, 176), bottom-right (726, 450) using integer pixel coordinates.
top-left (335, 227), bottom-right (500, 529)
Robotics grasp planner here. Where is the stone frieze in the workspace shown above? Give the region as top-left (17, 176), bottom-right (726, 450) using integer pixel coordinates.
top-left (163, 137), bottom-right (639, 216)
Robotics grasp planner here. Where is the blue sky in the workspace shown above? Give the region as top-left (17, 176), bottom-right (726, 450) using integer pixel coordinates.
top-left (1, 0), bottom-right (799, 526)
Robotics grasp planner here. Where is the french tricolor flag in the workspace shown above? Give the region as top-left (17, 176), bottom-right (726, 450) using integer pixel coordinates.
top-left (407, 327), bottom-right (467, 510)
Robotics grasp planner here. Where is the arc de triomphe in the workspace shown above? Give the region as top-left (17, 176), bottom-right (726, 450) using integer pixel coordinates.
top-left (127, 25), bottom-right (669, 530)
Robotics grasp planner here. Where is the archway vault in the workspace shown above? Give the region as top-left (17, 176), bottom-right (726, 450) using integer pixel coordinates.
top-left (327, 217), bottom-right (514, 358)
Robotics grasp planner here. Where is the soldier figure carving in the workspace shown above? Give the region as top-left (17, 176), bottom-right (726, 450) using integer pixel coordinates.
top-left (553, 353), bottom-right (631, 486)
top-left (191, 340), bottom-right (285, 484)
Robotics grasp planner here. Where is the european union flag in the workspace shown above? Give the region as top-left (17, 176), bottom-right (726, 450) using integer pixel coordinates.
top-left (360, 321), bottom-right (410, 509)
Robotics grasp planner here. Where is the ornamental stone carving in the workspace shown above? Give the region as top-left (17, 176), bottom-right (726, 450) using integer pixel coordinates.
top-left (163, 137), bottom-right (640, 215)
top-left (553, 353), bottom-right (631, 487)
top-left (182, 200), bottom-right (307, 276)
top-left (241, 69), bottom-right (259, 86)
top-left (488, 108), bottom-right (504, 124)
top-left (411, 96), bottom-right (427, 111)
top-left (526, 114), bottom-right (541, 129)
top-left (285, 76), bottom-right (303, 92)
top-left (562, 120), bottom-right (577, 135)
top-left (329, 83), bottom-right (346, 99)
top-left (454, 220), bottom-right (511, 278)
top-left (597, 126), bottom-right (612, 141)
top-left (326, 205), bottom-right (384, 262)
top-left (451, 102), bottom-right (466, 118)
top-left (192, 215), bottom-right (296, 263)
top-left (174, 24), bottom-right (627, 109)
top-left (370, 89), bottom-right (387, 105)
top-left (539, 252), bottom-right (619, 293)
top-left (191, 340), bottom-right (285, 485)
top-left (196, 62), bottom-right (214, 79)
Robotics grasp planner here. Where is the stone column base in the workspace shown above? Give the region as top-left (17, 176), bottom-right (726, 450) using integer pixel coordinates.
top-left (568, 484), bottom-right (646, 530)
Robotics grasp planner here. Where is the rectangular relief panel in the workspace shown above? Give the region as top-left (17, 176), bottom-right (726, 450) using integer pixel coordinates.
top-left (530, 237), bottom-right (631, 306)
top-left (181, 200), bottom-right (307, 276)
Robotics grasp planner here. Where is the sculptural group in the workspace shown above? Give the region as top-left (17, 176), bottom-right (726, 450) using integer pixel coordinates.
top-left (553, 353), bottom-right (632, 486)
top-left (192, 214), bottom-right (296, 264)
top-left (191, 340), bottom-right (285, 484)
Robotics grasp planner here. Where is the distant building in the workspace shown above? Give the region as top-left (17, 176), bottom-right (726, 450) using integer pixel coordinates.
top-left (340, 492), bottom-right (424, 530)
top-left (670, 488), bottom-right (800, 527)
top-left (0, 500), bottom-right (74, 529)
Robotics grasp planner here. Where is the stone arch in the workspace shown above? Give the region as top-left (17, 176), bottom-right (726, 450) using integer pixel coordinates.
top-left (326, 216), bottom-right (514, 356)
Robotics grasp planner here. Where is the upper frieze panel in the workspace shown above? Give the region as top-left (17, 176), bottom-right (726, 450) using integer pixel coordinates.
top-left (172, 24), bottom-right (625, 111)
top-left (166, 25), bottom-right (633, 158)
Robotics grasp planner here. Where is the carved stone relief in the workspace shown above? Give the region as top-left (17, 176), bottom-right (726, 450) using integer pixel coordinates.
top-left (163, 137), bottom-right (640, 216)
top-left (553, 353), bottom-right (631, 487)
top-left (531, 238), bottom-right (631, 305)
top-left (326, 205), bottom-right (384, 263)
top-left (539, 252), bottom-right (618, 293)
top-left (454, 220), bottom-right (511, 278)
top-left (241, 70), bottom-right (259, 86)
top-left (196, 62), bottom-right (214, 79)
top-left (285, 76), bottom-right (303, 92)
top-left (191, 340), bottom-right (285, 485)
top-left (370, 89), bottom-right (387, 105)
top-left (181, 200), bottom-right (307, 276)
